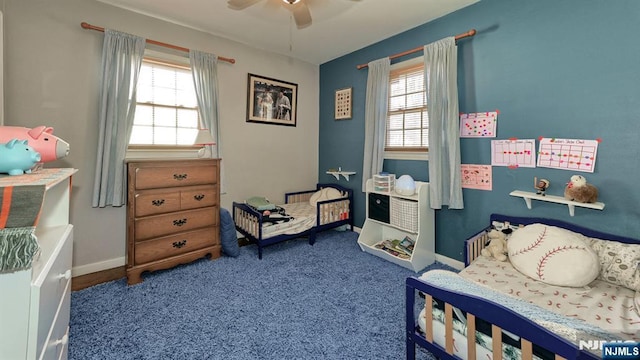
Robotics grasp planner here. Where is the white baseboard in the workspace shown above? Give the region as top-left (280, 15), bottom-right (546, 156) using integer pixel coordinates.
top-left (72, 257), bottom-right (126, 277)
top-left (434, 254), bottom-right (464, 271)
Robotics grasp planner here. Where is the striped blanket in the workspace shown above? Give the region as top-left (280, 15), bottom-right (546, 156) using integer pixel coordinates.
top-left (0, 185), bottom-right (46, 273)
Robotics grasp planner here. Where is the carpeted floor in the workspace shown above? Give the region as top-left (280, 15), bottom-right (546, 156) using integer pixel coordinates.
top-left (70, 231), bottom-right (454, 359)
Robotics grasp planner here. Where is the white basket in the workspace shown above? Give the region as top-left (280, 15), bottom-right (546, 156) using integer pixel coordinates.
top-left (390, 197), bottom-right (418, 232)
top-left (373, 174), bottom-right (395, 192)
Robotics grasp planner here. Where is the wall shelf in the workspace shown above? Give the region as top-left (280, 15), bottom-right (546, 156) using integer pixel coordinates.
top-left (509, 190), bottom-right (605, 217)
top-left (326, 171), bottom-right (356, 181)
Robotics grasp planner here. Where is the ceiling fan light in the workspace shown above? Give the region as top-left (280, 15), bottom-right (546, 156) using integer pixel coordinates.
top-left (283, 0), bottom-right (301, 4)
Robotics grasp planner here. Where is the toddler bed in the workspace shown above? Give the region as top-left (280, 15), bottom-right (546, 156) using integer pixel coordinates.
top-left (406, 214), bottom-right (640, 360)
top-left (233, 183), bottom-right (353, 259)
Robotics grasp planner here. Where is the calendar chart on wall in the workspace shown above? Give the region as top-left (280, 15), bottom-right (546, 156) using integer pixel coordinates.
top-left (537, 138), bottom-right (598, 173)
top-left (491, 139), bottom-right (536, 168)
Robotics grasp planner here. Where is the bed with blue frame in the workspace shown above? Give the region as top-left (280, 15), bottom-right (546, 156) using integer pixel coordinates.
top-left (232, 183), bottom-right (353, 259)
top-left (406, 213), bottom-right (640, 360)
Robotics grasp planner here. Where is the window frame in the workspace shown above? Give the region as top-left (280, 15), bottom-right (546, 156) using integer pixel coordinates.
top-left (126, 50), bottom-right (202, 159)
top-left (384, 56), bottom-right (429, 161)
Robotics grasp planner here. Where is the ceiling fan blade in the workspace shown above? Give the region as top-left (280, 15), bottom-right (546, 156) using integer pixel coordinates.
top-left (227, 0), bottom-right (263, 10)
top-left (292, 2), bottom-right (312, 29)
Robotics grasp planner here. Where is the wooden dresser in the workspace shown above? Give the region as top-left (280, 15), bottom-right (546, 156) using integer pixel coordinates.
top-left (126, 159), bottom-right (221, 285)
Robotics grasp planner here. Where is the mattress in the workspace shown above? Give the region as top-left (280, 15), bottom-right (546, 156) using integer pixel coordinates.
top-left (260, 202), bottom-right (316, 239)
top-left (459, 256), bottom-right (640, 342)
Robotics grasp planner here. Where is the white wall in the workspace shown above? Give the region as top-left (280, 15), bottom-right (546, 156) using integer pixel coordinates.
top-left (1, 0), bottom-right (319, 275)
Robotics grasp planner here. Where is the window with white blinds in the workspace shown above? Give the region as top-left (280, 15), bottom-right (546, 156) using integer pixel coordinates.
top-left (386, 64), bottom-right (428, 151)
top-left (129, 58), bottom-right (199, 146)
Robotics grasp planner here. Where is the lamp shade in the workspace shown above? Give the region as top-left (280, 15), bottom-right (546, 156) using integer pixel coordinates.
top-left (194, 129), bottom-right (216, 145)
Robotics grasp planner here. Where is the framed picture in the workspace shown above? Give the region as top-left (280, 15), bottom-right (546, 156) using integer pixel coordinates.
top-left (334, 87), bottom-right (352, 120)
top-left (247, 73), bottom-right (297, 127)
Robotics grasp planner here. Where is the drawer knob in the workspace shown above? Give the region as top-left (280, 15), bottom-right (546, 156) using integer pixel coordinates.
top-left (58, 269), bottom-right (72, 280)
top-left (194, 194), bottom-right (205, 201)
top-left (152, 199), bottom-right (165, 206)
top-left (53, 334), bottom-right (69, 346)
top-left (172, 240), bottom-right (187, 248)
top-left (173, 218), bottom-right (187, 226)
top-left (173, 173), bottom-right (188, 181)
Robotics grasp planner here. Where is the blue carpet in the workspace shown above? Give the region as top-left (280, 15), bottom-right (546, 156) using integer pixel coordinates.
top-left (70, 231), bottom-right (453, 359)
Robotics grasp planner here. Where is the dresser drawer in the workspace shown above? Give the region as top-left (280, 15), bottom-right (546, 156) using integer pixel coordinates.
top-left (134, 207), bottom-right (217, 240)
top-left (135, 191), bottom-right (181, 217)
top-left (135, 227), bottom-right (218, 264)
top-left (39, 281), bottom-right (70, 360)
top-left (181, 185), bottom-right (217, 210)
top-left (33, 226), bottom-right (73, 359)
top-left (134, 164), bottom-right (218, 190)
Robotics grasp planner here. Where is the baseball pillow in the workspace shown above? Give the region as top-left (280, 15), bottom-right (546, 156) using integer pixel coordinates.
top-left (507, 223), bottom-right (600, 287)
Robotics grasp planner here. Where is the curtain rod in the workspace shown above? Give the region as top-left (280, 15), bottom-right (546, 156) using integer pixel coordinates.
top-left (80, 22), bottom-right (236, 65)
top-left (356, 29), bottom-right (476, 70)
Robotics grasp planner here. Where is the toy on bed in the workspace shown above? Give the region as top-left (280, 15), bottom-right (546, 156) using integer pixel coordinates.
top-left (480, 228), bottom-right (510, 262)
top-left (232, 184), bottom-right (353, 259)
top-left (406, 214), bottom-right (640, 360)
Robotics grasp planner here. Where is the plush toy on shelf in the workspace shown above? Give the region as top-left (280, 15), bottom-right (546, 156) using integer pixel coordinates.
top-left (481, 228), bottom-right (509, 262)
top-left (564, 175), bottom-right (598, 203)
top-left (0, 139), bottom-right (42, 175)
top-left (0, 125), bottom-right (69, 163)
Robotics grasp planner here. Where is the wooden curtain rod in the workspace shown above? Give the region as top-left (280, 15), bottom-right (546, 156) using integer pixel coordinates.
top-left (356, 29), bottom-right (476, 70)
top-left (80, 22), bottom-right (236, 65)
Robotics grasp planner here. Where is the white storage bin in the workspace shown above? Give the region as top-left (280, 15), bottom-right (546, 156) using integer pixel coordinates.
top-left (390, 197), bottom-right (418, 232)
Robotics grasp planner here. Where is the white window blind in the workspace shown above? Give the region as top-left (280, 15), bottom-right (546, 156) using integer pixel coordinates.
top-left (130, 58), bottom-right (199, 146)
top-left (386, 64), bottom-right (428, 151)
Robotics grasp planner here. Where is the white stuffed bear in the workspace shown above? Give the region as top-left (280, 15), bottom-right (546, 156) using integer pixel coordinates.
top-left (481, 229), bottom-right (508, 261)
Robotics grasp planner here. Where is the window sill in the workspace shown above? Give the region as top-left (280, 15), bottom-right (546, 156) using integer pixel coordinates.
top-left (384, 151), bottom-right (429, 161)
top-left (126, 146), bottom-right (205, 160)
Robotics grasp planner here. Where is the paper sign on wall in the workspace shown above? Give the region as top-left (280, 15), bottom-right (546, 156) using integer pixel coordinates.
top-left (460, 111), bottom-right (498, 138)
top-left (537, 138), bottom-right (598, 173)
top-left (461, 164), bottom-right (492, 190)
top-left (491, 139), bottom-right (536, 168)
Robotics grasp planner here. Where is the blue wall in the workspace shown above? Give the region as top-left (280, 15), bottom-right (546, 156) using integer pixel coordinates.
top-left (319, 0), bottom-right (640, 262)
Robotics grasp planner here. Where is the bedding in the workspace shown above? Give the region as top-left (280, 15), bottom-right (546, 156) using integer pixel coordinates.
top-left (406, 214), bottom-right (640, 360)
top-left (233, 184), bottom-right (353, 259)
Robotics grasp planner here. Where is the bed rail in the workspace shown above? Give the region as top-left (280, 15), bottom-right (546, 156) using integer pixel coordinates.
top-left (406, 277), bottom-right (599, 360)
top-left (464, 227), bottom-right (491, 267)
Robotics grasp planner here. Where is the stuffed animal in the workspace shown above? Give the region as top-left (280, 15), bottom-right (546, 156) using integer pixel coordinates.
top-left (481, 229), bottom-right (508, 261)
top-left (0, 139), bottom-right (42, 175)
top-left (564, 175), bottom-right (598, 203)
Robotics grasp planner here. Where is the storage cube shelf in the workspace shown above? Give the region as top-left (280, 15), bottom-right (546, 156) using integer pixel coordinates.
top-left (357, 179), bottom-right (435, 272)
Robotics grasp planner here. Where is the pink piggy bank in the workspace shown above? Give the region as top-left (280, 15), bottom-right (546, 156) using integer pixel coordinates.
top-left (0, 126), bottom-right (69, 163)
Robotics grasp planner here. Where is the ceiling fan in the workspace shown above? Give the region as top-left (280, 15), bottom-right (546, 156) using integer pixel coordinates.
top-left (227, 0), bottom-right (314, 29)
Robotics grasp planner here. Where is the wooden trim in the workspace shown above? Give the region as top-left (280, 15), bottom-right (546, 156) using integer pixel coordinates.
top-left (467, 314), bottom-right (476, 359)
top-left (71, 266), bottom-right (126, 291)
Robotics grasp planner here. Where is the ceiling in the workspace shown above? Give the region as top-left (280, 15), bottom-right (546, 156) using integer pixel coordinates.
top-left (96, 0), bottom-right (479, 65)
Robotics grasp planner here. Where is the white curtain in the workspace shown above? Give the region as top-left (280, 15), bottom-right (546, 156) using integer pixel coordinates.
top-left (189, 50), bottom-right (224, 192)
top-left (92, 29), bottom-right (145, 208)
top-left (361, 58), bottom-right (390, 192)
top-left (424, 37), bottom-right (464, 209)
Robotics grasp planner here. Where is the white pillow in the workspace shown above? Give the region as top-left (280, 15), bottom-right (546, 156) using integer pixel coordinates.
top-left (507, 224), bottom-right (600, 287)
top-left (587, 237), bottom-right (640, 292)
top-left (309, 187), bottom-right (343, 207)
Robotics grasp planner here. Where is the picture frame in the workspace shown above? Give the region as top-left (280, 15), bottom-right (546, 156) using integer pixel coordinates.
top-left (247, 73), bottom-right (297, 127)
top-left (334, 87), bottom-right (352, 120)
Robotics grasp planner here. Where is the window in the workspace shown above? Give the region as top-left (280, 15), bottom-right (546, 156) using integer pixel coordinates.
top-left (129, 58), bottom-right (199, 146)
top-left (386, 63), bottom-right (428, 153)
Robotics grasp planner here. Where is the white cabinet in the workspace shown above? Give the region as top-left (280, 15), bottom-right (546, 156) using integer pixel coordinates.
top-left (0, 168), bottom-right (76, 360)
top-left (357, 179), bottom-right (435, 272)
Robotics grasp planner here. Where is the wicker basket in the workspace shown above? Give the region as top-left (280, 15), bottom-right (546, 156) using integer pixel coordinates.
top-left (390, 197), bottom-right (418, 232)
